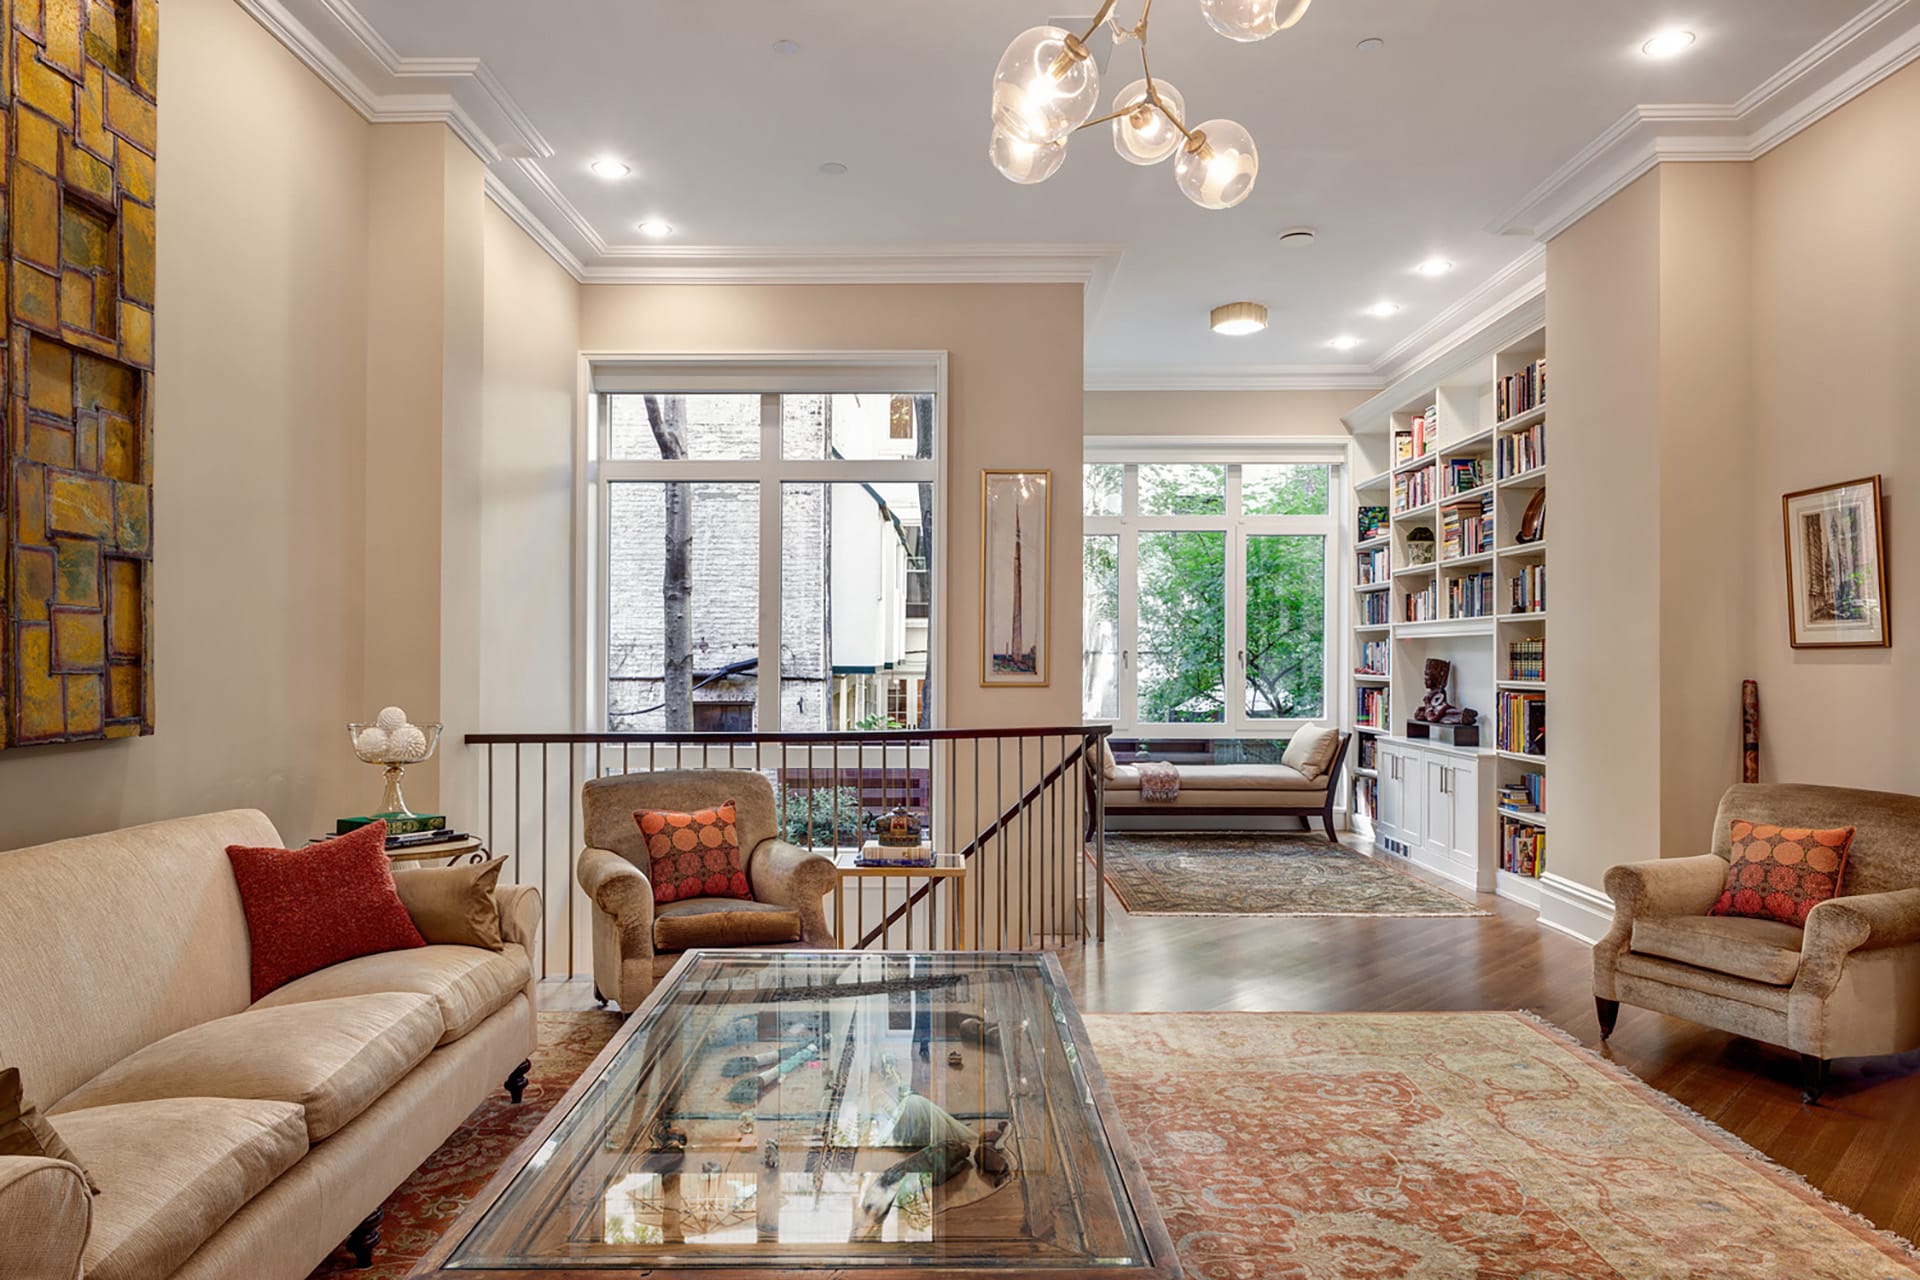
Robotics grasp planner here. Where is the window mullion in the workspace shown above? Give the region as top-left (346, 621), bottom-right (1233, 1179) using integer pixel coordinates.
top-left (757, 394), bottom-right (783, 730)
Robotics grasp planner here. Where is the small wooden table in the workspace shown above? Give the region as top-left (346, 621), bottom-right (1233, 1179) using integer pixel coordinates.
top-left (384, 836), bottom-right (489, 866)
top-left (832, 851), bottom-right (969, 950)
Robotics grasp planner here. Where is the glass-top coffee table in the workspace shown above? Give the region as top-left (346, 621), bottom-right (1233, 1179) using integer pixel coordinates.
top-left (412, 951), bottom-right (1178, 1278)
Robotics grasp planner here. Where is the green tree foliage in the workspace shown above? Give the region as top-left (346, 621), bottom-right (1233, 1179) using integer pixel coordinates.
top-left (782, 786), bottom-right (865, 846)
top-left (1133, 465), bottom-right (1327, 723)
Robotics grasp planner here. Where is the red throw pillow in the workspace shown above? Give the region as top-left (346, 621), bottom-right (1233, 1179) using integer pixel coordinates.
top-left (227, 822), bottom-right (426, 1000)
top-left (635, 802), bottom-right (751, 905)
top-left (1709, 820), bottom-right (1855, 926)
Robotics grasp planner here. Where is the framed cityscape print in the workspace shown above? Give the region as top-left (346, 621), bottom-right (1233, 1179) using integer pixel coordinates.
top-left (981, 470), bottom-right (1049, 686)
top-left (1782, 475), bottom-right (1889, 649)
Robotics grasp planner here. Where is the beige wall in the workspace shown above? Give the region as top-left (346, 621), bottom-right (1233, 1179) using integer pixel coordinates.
top-left (1084, 389), bottom-right (1367, 440)
top-left (0, 0), bottom-right (373, 848)
top-left (1748, 60), bottom-right (1920, 792)
top-left (579, 283), bottom-right (1086, 730)
top-left (1547, 171), bottom-right (1666, 895)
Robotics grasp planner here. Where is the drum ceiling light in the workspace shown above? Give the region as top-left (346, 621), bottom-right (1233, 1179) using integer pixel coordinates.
top-left (989, 0), bottom-right (1312, 209)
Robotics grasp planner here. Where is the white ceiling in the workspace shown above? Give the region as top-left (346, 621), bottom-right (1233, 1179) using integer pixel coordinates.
top-left (255, 0), bottom-right (1910, 383)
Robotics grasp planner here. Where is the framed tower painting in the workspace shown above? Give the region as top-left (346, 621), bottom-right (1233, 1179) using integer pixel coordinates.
top-left (2, 0), bottom-right (158, 747)
top-left (981, 470), bottom-right (1049, 687)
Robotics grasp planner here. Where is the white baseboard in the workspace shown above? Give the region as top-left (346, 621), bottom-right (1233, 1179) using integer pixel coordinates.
top-left (1536, 873), bottom-right (1614, 945)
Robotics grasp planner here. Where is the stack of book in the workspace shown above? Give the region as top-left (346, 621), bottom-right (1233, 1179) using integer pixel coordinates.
top-left (1500, 822), bottom-right (1546, 877)
top-left (1495, 691), bottom-right (1547, 756)
top-left (1360, 590), bottom-right (1391, 626)
top-left (1393, 467), bottom-right (1434, 513)
top-left (855, 842), bottom-right (933, 868)
top-left (1355, 640), bottom-right (1390, 676)
top-left (1507, 564), bottom-right (1546, 614)
top-left (1507, 635), bottom-right (1546, 681)
top-left (1357, 736), bottom-right (1378, 771)
top-left (1353, 776), bottom-right (1378, 819)
top-left (1498, 420), bottom-right (1545, 477)
top-left (1355, 686), bottom-right (1388, 729)
top-left (1393, 411), bottom-right (1437, 463)
top-left (1499, 774), bottom-right (1545, 815)
top-left (1357, 505), bottom-right (1388, 542)
top-left (1403, 584), bottom-right (1437, 622)
top-left (1442, 496), bottom-right (1494, 558)
top-left (334, 813), bottom-right (471, 852)
top-left (1496, 360), bottom-right (1547, 422)
top-left (1357, 546), bottom-right (1389, 585)
top-left (1445, 457), bottom-right (1488, 495)
top-left (1446, 570), bottom-right (1495, 619)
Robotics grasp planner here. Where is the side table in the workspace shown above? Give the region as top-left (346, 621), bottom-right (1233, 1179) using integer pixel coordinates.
top-left (384, 835), bottom-right (490, 867)
top-left (831, 851), bottom-right (969, 950)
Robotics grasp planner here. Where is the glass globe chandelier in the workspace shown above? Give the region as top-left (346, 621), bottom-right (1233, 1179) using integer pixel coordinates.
top-left (988, 0), bottom-right (1311, 209)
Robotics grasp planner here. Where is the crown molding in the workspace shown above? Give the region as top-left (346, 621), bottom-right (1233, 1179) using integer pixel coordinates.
top-left (1084, 366), bottom-right (1383, 392)
top-left (1370, 245), bottom-right (1546, 387)
top-left (483, 172), bottom-right (586, 281)
top-left (574, 244), bottom-right (1128, 286)
top-left (1493, 0), bottom-right (1920, 240)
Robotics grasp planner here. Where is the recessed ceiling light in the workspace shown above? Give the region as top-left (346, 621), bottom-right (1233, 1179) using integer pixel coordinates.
top-left (1277, 227), bottom-right (1317, 246)
top-left (771, 38), bottom-right (800, 54)
top-left (1328, 335), bottom-right (1362, 351)
top-left (1357, 37), bottom-right (1385, 52)
top-left (589, 158), bottom-right (630, 180)
top-left (1414, 257), bottom-right (1454, 277)
top-left (1211, 302), bottom-right (1268, 337)
top-left (1363, 301), bottom-right (1402, 318)
top-left (1641, 29), bottom-right (1696, 58)
top-left (819, 161), bottom-right (849, 176)
top-left (637, 220), bottom-right (673, 238)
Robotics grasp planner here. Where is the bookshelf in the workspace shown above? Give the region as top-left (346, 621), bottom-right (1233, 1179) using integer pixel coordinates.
top-left (1348, 324), bottom-right (1547, 904)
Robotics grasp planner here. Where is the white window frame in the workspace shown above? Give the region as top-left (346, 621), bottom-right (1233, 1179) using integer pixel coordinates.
top-left (576, 351), bottom-right (949, 733)
top-left (1083, 437), bottom-right (1345, 738)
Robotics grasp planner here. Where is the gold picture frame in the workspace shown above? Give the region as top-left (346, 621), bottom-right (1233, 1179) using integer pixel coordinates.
top-left (981, 470), bottom-right (1050, 686)
top-left (1782, 475), bottom-right (1890, 649)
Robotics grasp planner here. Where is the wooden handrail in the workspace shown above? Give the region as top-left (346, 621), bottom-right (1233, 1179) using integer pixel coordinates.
top-left (466, 727), bottom-right (1112, 746)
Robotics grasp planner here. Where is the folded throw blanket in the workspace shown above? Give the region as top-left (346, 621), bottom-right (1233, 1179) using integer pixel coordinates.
top-left (1137, 760), bottom-right (1180, 803)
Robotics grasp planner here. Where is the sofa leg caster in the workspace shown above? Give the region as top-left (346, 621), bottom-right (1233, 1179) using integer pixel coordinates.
top-left (1801, 1054), bottom-right (1829, 1105)
top-left (505, 1058), bottom-right (532, 1104)
top-left (593, 984), bottom-right (609, 1009)
top-left (1595, 997), bottom-right (1620, 1040)
top-left (347, 1207), bottom-right (382, 1268)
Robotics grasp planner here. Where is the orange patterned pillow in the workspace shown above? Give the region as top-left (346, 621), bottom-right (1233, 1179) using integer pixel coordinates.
top-left (635, 802), bottom-right (752, 905)
top-left (1709, 820), bottom-right (1855, 926)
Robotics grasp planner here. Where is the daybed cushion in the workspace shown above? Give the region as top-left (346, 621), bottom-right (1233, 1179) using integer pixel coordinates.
top-left (1630, 914), bottom-right (1805, 986)
top-left (1106, 763), bottom-right (1326, 793)
top-left (654, 897), bottom-right (802, 952)
top-left (53, 993), bottom-right (441, 1142)
top-left (55, 1097), bottom-right (308, 1280)
top-left (1281, 723), bottom-right (1341, 780)
top-left (252, 944), bottom-right (533, 1045)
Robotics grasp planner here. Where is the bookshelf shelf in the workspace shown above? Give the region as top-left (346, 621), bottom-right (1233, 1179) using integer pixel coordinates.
top-left (1348, 322), bottom-right (1547, 907)
top-left (1355, 582), bottom-right (1390, 593)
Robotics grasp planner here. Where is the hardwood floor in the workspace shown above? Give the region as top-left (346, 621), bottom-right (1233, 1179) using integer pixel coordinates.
top-left (540, 842), bottom-right (1920, 1242)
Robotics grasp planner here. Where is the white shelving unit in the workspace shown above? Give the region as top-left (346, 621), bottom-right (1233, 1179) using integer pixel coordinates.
top-left (1346, 324), bottom-right (1548, 903)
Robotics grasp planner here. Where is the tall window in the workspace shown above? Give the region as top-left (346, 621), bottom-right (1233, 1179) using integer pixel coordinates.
top-left (591, 362), bottom-right (940, 732)
top-left (1083, 458), bottom-right (1337, 733)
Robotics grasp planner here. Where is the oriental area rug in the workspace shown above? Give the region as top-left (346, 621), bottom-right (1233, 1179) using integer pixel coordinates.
top-left (1099, 832), bottom-right (1489, 917)
top-left (313, 1010), bottom-right (1920, 1280)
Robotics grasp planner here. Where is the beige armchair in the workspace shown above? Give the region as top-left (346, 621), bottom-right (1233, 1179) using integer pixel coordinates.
top-left (578, 769), bottom-right (837, 1010)
top-left (1595, 782), bottom-right (1920, 1102)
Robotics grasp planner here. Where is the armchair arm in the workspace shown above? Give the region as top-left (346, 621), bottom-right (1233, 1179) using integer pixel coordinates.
top-left (493, 883), bottom-right (542, 950)
top-left (0, 1156), bottom-right (90, 1280)
top-left (1796, 888), bottom-right (1920, 999)
top-left (578, 846), bottom-right (655, 929)
top-left (748, 840), bottom-right (837, 945)
top-left (1595, 854), bottom-right (1729, 997)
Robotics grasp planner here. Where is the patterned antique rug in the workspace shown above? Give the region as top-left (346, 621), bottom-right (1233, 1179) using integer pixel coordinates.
top-left (312, 1008), bottom-right (1920, 1279)
top-left (1099, 832), bottom-right (1489, 917)
top-left (1087, 1011), bottom-right (1920, 1279)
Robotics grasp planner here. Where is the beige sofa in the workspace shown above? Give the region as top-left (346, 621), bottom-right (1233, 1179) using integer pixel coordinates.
top-left (0, 810), bottom-right (541, 1280)
top-left (1595, 782), bottom-right (1920, 1102)
top-left (577, 770), bottom-right (836, 1011)
top-left (1099, 733), bottom-right (1353, 841)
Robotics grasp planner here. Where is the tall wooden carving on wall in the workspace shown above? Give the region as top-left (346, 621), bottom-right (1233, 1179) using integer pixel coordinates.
top-left (1, 0), bottom-right (156, 746)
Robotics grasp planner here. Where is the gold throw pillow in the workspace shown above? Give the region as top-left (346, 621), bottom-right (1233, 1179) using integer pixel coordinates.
top-left (390, 857), bottom-right (507, 950)
top-left (0, 1067), bottom-right (96, 1191)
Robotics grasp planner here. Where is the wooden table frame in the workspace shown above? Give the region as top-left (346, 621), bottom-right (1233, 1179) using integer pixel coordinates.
top-left (832, 852), bottom-right (970, 950)
top-left (408, 949), bottom-right (1181, 1280)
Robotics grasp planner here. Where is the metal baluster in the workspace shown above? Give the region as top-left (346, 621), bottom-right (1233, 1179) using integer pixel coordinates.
top-left (485, 745), bottom-right (495, 875)
top-left (1096, 752), bottom-right (1107, 942)
top-left (1018, 736), bottom-right (1027, 950)
top-left (995, 738), bottom-right (1004, 951)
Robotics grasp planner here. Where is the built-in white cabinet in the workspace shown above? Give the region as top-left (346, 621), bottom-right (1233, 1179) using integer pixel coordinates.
top-left (1373, 738), bottom-right (1495, 893)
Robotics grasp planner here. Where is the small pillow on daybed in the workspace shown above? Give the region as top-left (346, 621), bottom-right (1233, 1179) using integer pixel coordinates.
top-left (1281, 723), bottom-right (1341, 780)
